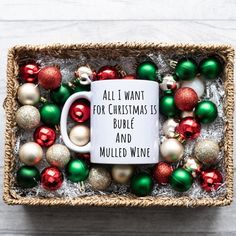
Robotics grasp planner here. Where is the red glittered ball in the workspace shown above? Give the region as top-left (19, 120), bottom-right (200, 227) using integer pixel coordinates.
top-left (123, 74), bottom-right (136, 80)
top-left (34, 126), bottom-right (56, 147)
top-left (96, 66), bottom-right (119, 80)
top-left (20, 63), bottom-right (40, 83)
top-left (175, 117), bottom-right (201, 140)
top-left (153, 162), bottom-right (173, 185)
top-left (69, 100), bottom-right (90, 123)
top-left (174, 87), bottom-right (198, 111)
top-left (41, 167), bottom-right (63, 191)
top-left (200, 169), bottom-right (223, 192)
top-left (38, 66), bottom-right (62, 90)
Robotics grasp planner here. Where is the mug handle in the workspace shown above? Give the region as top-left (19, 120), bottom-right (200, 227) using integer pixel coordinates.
top-left (60, 91), bottom-right (91, 153)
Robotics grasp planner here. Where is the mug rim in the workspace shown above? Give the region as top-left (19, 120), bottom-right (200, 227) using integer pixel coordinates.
top-left (91, 79), bottom-right (159, 85)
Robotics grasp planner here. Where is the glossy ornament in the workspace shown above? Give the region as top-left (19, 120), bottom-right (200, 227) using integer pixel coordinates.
top-left (19, 142), bottom-right (43, 166)
top-left (50, 84), bottom-right (71, 105)
top-left (194, 101), bottom-right (218, 124)
top-left (69, 100), bottom-right (90, 123)
top-left (41, 167), bottom-right (63, 191)
top-left (66, 159), bottom-right (89, 182)
top-left (181, 111), bottom-right (194, 119)
top-left (160, 138), bottom-right (184, 163)
top-left (69, 125), bottom-right (90, 146)
top-left (20, 63), bottom-right (39, 83)
top-left (162, 118), bottom-right (179, 138)
top-left (38, 66), bottom-right (62, 90)
top-left (131, 172), bottom-right (153, 197)
top-left (183, 157), bottom-right (202, 178)
top-left (78, 153), bottom-right (90, 160)
top-left (40, 103), bottom-right (61, 126)
top-left (16, 166), bottom-right (40, 188)
top-left (175, 117), bottom-right (201, 140)
top-left (153, 162), bottom-right (173, 185)
top-left (174, 87), bottom-right (198, 111)
top-left (159, 75), bottom-right (179, 91)
top-left (175, 58), bottom-right (198, 81)
top-left (199, 56), bottom-right (223, 80)
top-left (200, 169), bottom-right (223, 192)
top-left (16, 105), bottom-right (40, 129)
top-left (46, 144), bottom-right (71, 168)
top-left (17, 83), bottom-right (40, 105)
top-left (136, 61), bottom-right (158, 81)
top-left (194, 139), bottom-right (220, 166)
top-left (111, 165), bottom-right (134, 184)
top-left (96, 66), bottom-right (119, 80)
top-left (88, 167), bottom-right (111, 191)
top-left (160, 92), bottom-right (179, 117)
top-left (181, 77), bottom-right (205, 98)
top-left (75, 66), bottom-right (95, 85)
top-left (72, 83), bottom-right (91, 93)
top-left (34, 126), bottom-right (56, 147)
top-left (170, 168), bottom-right (193, 192)
top-left (123, 74), bottom-right (136, 80)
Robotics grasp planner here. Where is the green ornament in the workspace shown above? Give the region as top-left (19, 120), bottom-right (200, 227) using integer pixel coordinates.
top-left (16, 166), bottom-right (40, 188)
top-left (199, 56), bottom-right (223, 80)
top-left (160, 92), bottom-right (179, 117)
top-left (175, 58), bottom-right (198, 81)
top-left (72, 83), bottom-right (91, 93)
top-left (50, 84), bottom-right (71, 105)
top-left (40, 103), bottom-right (61, 126)
top-left (66, 159), bottom-right (89, 182)
top-left (136, 61), bottom-right (158, 81)
top-left (170, 168), bottom-right (193, 192)
top-left (131, 172), bottom-right (153, 197)
top-left (194, 101), bottom-right (218, 124)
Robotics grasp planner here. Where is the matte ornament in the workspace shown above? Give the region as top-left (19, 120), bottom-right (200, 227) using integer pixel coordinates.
top-left (40, 103), bottom-right (61, 126)
top-left (136, 61), bottom-right (158, 81)
top-left (111, 165), bottom-right (134, 184)
top-left (181, 77), bottom-right (205, 98)
top-left (69, 125), bottom-right (90, 146)
top-left (153, 162), bottom-right (173, 185)
top-left (96, 66), bottom-right (119, 80)
top-left (159, 75), bottom-right (179, 91)
top-left (20, 63), bottom-right (39, 83)
top-left (160, 92), bottom-right (179, 117)
top-left (34, 126), bottom-right (56, 147)
top-left (69, 100), bottom-right (90, 123)
top-left (17, 83), bottom-right (40, 105)
top-left (50, 84), bottom-right (71, 105)
top-left (183, 157), bottom-right (202, 178)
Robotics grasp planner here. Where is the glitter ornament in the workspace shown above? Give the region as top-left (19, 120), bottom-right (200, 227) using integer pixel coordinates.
top-left (160, 92), bottom-right (179, 117)
top-left (170, 168), bottom-right (193, 192)
top-left (69, 125), bottom-right (90, 146)
top-left (16, 105), bottom-right (40, 129)
top-left (153, 162), bottom-right (173, 185)
top-left (17, 83), bottom-right (40, 105)
top-left (123, 74), bottom-right (136, 80)
top-left (160, 138), bottom-right (184, 163)
top-left (16, 166), bottom-right (40, 188)
top-left (136, 61), bottom-right (158, 81)
top-left (131, 172), bottom-right (153, 197)
top-left (88, 167), bottom-right (111, 191)
top-left (50, 84), bottom-right (71, 105)
top-left (174, 87), bottom-right (198, 111)
top-left (200, 169), bottom-right (223, 192)
top-left (69, 100), bottom-right (90, 123)
top-left (40, 103), bottom-right (61, 126)
top-left (38, 66), bottom-right (62, 90)
top-left (111, 165), bottom-right (134, 184)
top-left (159, 75), bottom-right (179, 91)
top-left (175, 117), bottom-right (201, 140)
top-left (194, 139), bottom-right (220, 166)
top-left (75, 66), bottom-right (95, 85)
top-left (20, 63), bottom-right (39, 83)
top-left (96, 66), bottom-right (119, 80)
top-left (46, 144), bottom-right (71, 168)
top-left (181, 77), bottom-right (205, 98)
top-left (41, 167), bottom-right (63, 191)
top-left (183, 157), bottom-right (202, 178)
top-left (34, 126), bottom-right (56, 147)
top-left (162, 118), bottom-right (179, 138)
top-left (19, 142), bottom-right (43, 166)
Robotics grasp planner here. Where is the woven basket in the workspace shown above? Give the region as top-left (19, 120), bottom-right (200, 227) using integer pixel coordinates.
top-left (3, 43), bottom-right (234, 207)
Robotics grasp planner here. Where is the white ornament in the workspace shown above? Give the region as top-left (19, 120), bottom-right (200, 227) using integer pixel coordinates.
top-left (181, 77), bottom-right (205, 98)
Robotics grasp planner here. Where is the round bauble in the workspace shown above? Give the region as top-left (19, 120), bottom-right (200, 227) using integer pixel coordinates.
top-left (181, 111), bottom-right (194, 119)
top-left (38, 66), bottom-right (62, 90)
top-left (136, 61), bottom-right (158, 81)
top-left (16, 105), bottom-right (40, 129)
top-left (159, 75), bottom-right (179, 91)
top-left (69, 100), bottom-right (90, 123)
top-left (153, 162), bottom-right (173, 185)
top-left (40, 103), bottom-right (61, 126)
top-left (160, 92), bottom-right (179, 117)
top-left (72, 83), bottom-right (91, 93)
top-left (111, 165), bottom-right (134, 184)
top-left (34, 125), bottom-right (56, 147)
top-left (19, 142), bottom-right (43, 166)
top-left (88, 167), bottom-right (111, 191)
top-left (96, 66), bottom-right (119, 80)
top-left (183, 157), bottom-right (202, 178)
top-left (181, 77), bottom-right (205, 98)
top-left (194, 139), bottom-right (220, 166)
top-left (75, 66), bottom-right (95, 84)
top-left (170, 168), bottom-right (193, 192)
top-left (46, 144), bottom-right (71, 168)
top-left (194, 101), bottom-right (218, 124)
top-left (17, 83), bottom-right (40, 105)
top-left (50, 84), bottom-right (71, 105)
top-left (162, 118), bottom-right (179, 138)
top-left (20, 63), bottom-right (39, 83)
top-left (160, 138), bottom-right (184, 163)
top-left (66, 159), bottom-right (89, 182)
top-left (69, 125), bottom-right (90, 146)
top-left (16, 166), bottom-right (40, 188)
top-left (123, 74), bottom-right (136, 80)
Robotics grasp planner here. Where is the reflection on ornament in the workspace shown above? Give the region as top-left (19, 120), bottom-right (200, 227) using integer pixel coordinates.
top-left (75, 66), bottom-right (94, 85)
top-left (159, 75), bottom-right (179, 91)
top-left (17, 83), bottom-right (40, 105)
top-left (69, 125), bottom-right (90, 146)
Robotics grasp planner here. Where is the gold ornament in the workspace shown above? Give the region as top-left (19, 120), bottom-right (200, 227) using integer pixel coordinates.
top-left (183, 157), bottom-right (202, 178)
top-left (17, 83), bottom-right (40, 105)
top-left (16, 105), bottom-right (40, 129)
top-left (69, 125), bottom-right (90, 146)
top-left (19, 142), bottom-right (43, 166)
top-left (46, 144), bottom-right (71, 168)
top-left (111, 165), bottom-right (134, 184)
top-left (162, 118), bottom-right (178, 138)
top-left (181, 111), bottom-right (194, 119)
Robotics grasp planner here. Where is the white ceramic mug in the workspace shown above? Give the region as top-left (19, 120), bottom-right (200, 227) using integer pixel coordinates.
top-left (60, 80), bottom-right (159, 164)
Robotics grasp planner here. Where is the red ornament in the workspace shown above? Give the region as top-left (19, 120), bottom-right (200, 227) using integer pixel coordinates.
top-left (34, 126), bottom-right (56, 147)
top-left (123, 74), bottom-right (136, 80)
top-left (200, 169), bottom-right (223, 192)
top-left (20, 63), bottom-right (39, 83)
top-left (174, 87), bottom-right (198, 111)
top-left (41, 167), bottom-right (63, 191)
top-left (175, 117), bottom-right (201, 140)
top-left (96, 66), bottom-right (119, 80)
top-left (153, 162), bottom-right (173, 185)
top-left (38, 66), bottom-right (62, 90)
top-left (78, 153), bottom-right (90, 160)
top-left (69, 100), bottom-right (90, 123)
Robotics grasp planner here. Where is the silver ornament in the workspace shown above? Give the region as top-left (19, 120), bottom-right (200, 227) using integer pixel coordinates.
top-left (159, 75), bottom-right (179, 91)
top-left (17, 83), bottom-right (40, 105)
top-left (75, 66), bottom-right (94, 85)
top-left (69, 125), bottom-right (90, 146)
top-left (162, 118), bottom-right (179, 138)
top-left (111, 165), bottom-right (134, 184)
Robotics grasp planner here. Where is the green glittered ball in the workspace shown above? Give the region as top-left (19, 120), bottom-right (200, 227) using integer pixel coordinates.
top-left (160, 92), bottom-right (179, 117)
top-left (16, 165), bottom-right (40, 188)
top-left (194, 101), bottom-right (218, 124)
top-left (50, 84), bottom-right (71, 105)
top-left (170, 168), bottom-right (193, 192)
top-left (40, 103), bottom-right (61, 126)
top-left (199, 56), bottom-right (223, 80)
top-left (136, 61), bottom-right (158, 81)
top-left (131, 172), bottom-right (153, 197)
top-left (175, 58), bottom-right (198, 81)
top-left (66, 159), bottom-right (89, 182)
